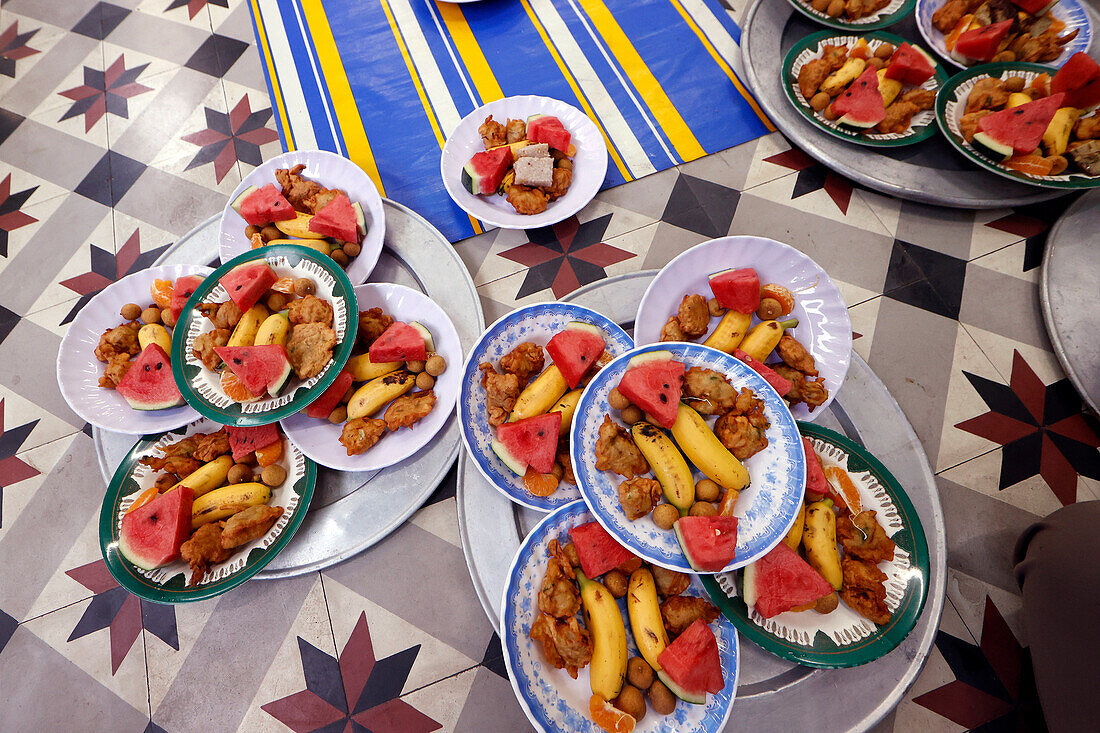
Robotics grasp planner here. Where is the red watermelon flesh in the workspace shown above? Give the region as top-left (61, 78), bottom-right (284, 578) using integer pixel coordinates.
top-left (674, 515), bottom-right (738, 572)
top-left (568, 521), bottom-right (635, 578)
top-left (215, 344), bottom-right (293, 397)
top-left (306, 369), bottom-right (354, 419)
top-left (118, 485), bottom-right (194, 570)
top-left (115, 344), bottom-right (184, 410)
top-left (527, 115), bottom-right (572, 152)
top-left (802, 436), bottom-right (828, 502)
top-left (546, 324), bottom-right (606, 388)
top-left (170, 275), bottom-right (204, 320)
top-left (708, 267), bottom-right (760, 314)
top-left (308, 193), bottom-right (360, 243)
top-left (954, 20), bottom-right (1013, 63)
top-left (617, 359), bottom-right (685, 429)
top-left (884, 43), bottom-right (936, 86)
top-left (369, 322), bottom-right (428, 363)
top-left (463, 146), bottom-right (514, 195)
top-left (751, 542), bottom-right (834, 619)
top-left (734, 348), bottom-right (793, 397)
top-left (219, 261), bottom-right (277, 313)
top-left (225, 424), bottom-right (280, 462)
top-left (493, 412), bottom-right (560, 474)
top-left (832, 66), bottom-right (886, 126)
top-left (657, 619), bottom-right (724, 696)
top-left (978, 92), bottom-right (1066, 155)
top-left (239, 184), bottom-right (296, 226)
top-left (1051, 52), bottom-right (1100, 109)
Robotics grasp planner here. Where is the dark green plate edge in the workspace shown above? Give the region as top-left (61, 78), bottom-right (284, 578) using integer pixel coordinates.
top-left (934, 61), bottom-right (1100, 190)
top-left (785, 0), bottom-right (917, 32)
top-left (170, 244), bottom-right (359, 426)
top-left (782, 29), bottom-right (949, 148)
top-left (98, 424), bottom-right (317, 604)
top-left (701, 421), bottom-right (931, 668)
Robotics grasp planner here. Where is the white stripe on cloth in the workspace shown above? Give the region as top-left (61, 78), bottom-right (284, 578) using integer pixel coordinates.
top-left (677, 0), bottom-right (747, 80)
top-left (256, 0), bottom-right (319, 150)
top-left (390, 0), bottom-right (463, 138)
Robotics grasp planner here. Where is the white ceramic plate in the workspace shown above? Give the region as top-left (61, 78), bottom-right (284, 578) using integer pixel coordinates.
top-left (56, 264), bottom-right (210, 434)
top-left (218, 149), bottom-right (385, 285)
top-left (633, 235), bottom-right (852, 420)
top-left (440, 95), bottom-right (608, 230)
top-left (280, 283), bottom-right (462, 471)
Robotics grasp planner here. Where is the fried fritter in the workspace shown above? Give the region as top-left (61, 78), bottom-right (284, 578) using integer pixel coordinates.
top-left (479, 362), bottom-right (521, 427)
top-left (506, 184), bottom-right (549, 215)
top-left (774, 364), bottom-right (829, 411)
top-left (286, 322), bottom-right (337, 380)
top-left (102, 353), bottom-right (132, 388)
top-left (877, 89), bottom-right (936, 135)
top-left (1013, 28), bottom-right (1079, 64)
top-left (683, 367), bottom-right (738, 415)
top-left (275, 164), bottom-right (347, 214)
top-left (539, 539), bottom-right (581, 619)
top-left (960, 110), bottom-right (993, 142)
top-left (932, 0), bottom-right (981, 33)
top-left (529, 613), bottom-right (593, 679)
top-left (677, 294), bottom-right (710, 338)
top-left (798, 58), bottom-right (833, 100)
top-left (288, 294), bottom-right (333, 327)
top-left (95, 322), bottom-right (141, 362)
top-left (340, 417), bottom-right (386, 455)
top-left (595, 414), bottom-right (649, 478)
top-left (180, 523), bottom-right (232, 586)
top-left (192, 328), bottom-right (231, 371)
top-left (715, 411), bottom-right (769, 461)
top-left (543, 167), bottom-right (572, 201)
top-left (659, 316), bottom-right (686, 342)
top-left (384, 389), bottom-right (435, 431)
top-left (839, 556), bottom-right (891, 625)
top-left (660, 595), bottom-right (719, 637)
top-left (651, 566), bottom-right (691, 598)
top-left (618, 477), bottom-right (662, 520)
top-left (197, 300), bottom-right (242, 330)
top-left (358, 307), bottom-right (394, 348)
top-left (479, 115), bottom-right (507, 149)
top-left (505, 118), bottom-right (527, 144)
top-left (221, 505), bottom-right (284, 549)
top-left (499, 342), bottom-right (545, 385)
top-left (1075, 115), bottom-right (1100, 141)
top-left (191, 429), bottom-right (231, 463)
top-left (965, 78), bottom-right (1008, 114)
top-left (558, 446), bottom-right (576, 485)
top-left (837, 510), bottom-right (896, 564)
top-left (140, 429), bottom-right (230, 478)
top-left (776, 333), bottom-right (818, 376)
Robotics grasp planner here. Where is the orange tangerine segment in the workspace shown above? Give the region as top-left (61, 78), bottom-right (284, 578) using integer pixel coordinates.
top-left (221, 369), bottom-right (261, 402)
top-left (256, 437), bottom-right (284, 467)
top-left (523, 466), bottom-right (559, 497)
top-left (125, 486), bottom-right (161, 515)
top-left (1004, 155), bottom-right (1054, 177)
top-left (589, 695), bottom-right (635, 733)
top-left (150, 279), bottom-right (174, 309)
top-left (271, 276), bottom-right (295, 294)
top-left (824, 466), bottom-right (862, 514)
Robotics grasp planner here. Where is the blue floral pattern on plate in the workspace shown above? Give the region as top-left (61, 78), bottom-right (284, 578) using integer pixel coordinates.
top-left (459, 303), bottom-right (633, 512)
top-left (501, 500), bottom-right (739, 733)
top-left (571, 343), bottom-right (806, 572)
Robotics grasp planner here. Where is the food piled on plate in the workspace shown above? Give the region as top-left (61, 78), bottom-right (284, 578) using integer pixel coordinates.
top-left (801, 0), bottom-right (892, 22)
top-left (231, 164), bottom-right (368, 269)
top-left (118, 424), bottom-right (289, 586)
top-left (797, 38), bottom-right (939, 135)
top-left (302, 306), bottom-right (446, 456)
top-left (932, 0), bottom-right (1079, 65)
top-left (462, 114), bottom-right (575, 215)
top-left (529, 521), bottom-right (726, 729)
top-left (660, 267), bottom-right (829, 413)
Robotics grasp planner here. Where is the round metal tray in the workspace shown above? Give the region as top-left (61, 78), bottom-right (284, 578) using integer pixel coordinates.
top-left (95, 200), bottom-right (484, 577)
top-left (457, 270), bottom-right (947, 732)
top-left (739, 0), bottom-right (1084, 208)
top-left (1040, 190), bottom-right (1099, 415)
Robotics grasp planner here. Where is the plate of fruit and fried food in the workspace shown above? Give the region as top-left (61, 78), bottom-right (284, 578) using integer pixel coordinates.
top-left (280, 283), bottom-right (461, 471)
top-left (634, 235), bottom-right (851, 421)
top-left (99, 418), bottom-right (316, 602)
top-left (571, 343), bottom-right (806, 574)
top-left (220, 149), bottom-right (385, 285)
top-left (700, 422), bottom-right (930, 667)
top-left (786, 0), bottom-right (916, 32)
top-left (459, 303), bottom-right (633, 512)
top-left (502, 500), bottom-right (739, 733)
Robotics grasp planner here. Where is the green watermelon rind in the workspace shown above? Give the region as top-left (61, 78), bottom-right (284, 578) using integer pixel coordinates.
top-left (491, 437), bottom-right (527, 476)
top-left (231, 184), bottom-right (259, 215)
top-left (656, 670), bottom-right (707, 705)
top-left (673, 517), bottom-right (737, 573)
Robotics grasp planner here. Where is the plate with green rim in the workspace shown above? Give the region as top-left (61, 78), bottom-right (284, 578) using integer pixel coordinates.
top-left (782, 30), bottom-right (949, 148)
top-left (99, 418), bottom-right (317, 603)
top-left (700, 421), bottom-right (930, 668)
top-left (171, 244), bottom-right (358, 426)
top-left (784, 0), bottom-right (916, 32)
top-left (935, 62), bottom-right (1100, 190)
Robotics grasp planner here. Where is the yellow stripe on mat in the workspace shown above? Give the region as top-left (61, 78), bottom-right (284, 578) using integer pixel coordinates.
top-left (576, 0), bottom-right (706, 161)
top-left (435, 2), bottom-right (505, 104)
top-left (252, 0), bottom-right (295, 150)
top-left (300, 0), bottom-right (387, 194)
top-left (665, 0), bottom-right (775, 132)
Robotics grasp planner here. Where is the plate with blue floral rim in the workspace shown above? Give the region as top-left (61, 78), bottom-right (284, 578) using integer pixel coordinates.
top-left (501, 499), bottom-right (739, 733)
top-left (459, 302), bottom-right (633, 512)
top-left (171, 244), bottom-right (358, 427)
top-left (700, 421), bottom-right (930, 668)
top-left (785, 0), bottom-right (915, 32)
top-left (571, 343), bottom-right (806, 573)
top-left (99, 417), bottom-right (317, 603)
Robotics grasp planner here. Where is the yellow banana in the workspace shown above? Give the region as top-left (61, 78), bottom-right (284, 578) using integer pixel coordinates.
top-left (509, 365), bottom-right (568, 422)
top-left (783, 501), bottom-right (807, 551)
top-left (738, 317), bottom-right (798, 363)
top-left (272, 238), bottom-right (331, 256)
top-left (227, 304), bottom-right (270, 347)
top-left (168, 455), bottom-right (233, 498)
top-left (274, 212), bottom-right (325, 239)
top-left (577, 570), bottom-right (627, 701)
top-left (191, 482), bottom-right (271, 528)
top-left (254, 312), bottom-right (289, 347)
top-left (345, 353), bottom-right (402, 382)
top-left (630, 422), bottom-right (694, 514)
top-left (626, 569), bottom-right (668, 672)
top-left (552, 389), bottom-right (583, 436)
top-left (803, 500), bottom-right (842, 590)
top-left (669, 403), bottom-right (750, 491)
top-left (702, 310), bottom-right (752, 353)
top-left (138, 324), bottom-right (172, 355)
top-left (347, 370), bottom-right (415, 419)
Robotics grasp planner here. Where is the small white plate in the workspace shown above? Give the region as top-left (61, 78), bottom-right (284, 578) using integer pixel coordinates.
top-left (440, 95), bottom-right (608, 230)
top-left (633, 235), bottom-right (851, 420)
top-left (218, 149), bottom-right (385, 285)
top-left (280, 283), bottom-right (462, 471)
top-left (56, 264), bottom-right (210, 434)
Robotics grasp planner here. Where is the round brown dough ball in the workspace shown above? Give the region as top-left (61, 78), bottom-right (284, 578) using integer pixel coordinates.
top-left (227, 463), bottom-right (252, 484)
top-left (261, 464), bottom-right (287, 487)
top-left (563, 542), bottom-right (580, 568)
top-left (866, 57), bottom-right (885, 71)
top-left (266, 292), bottom-right (288, 312)
top-left (604, 569), bottom-right (629, 598)
top-left (328, 405), bottom-right (348, 424)
top-left (648, 680), bottom-right (677, 715)
top-left (1004, 76), bottom-right (1026, 93)
top-left (330, 248), bottom-right (350, 267)
top-left (342, 241), bottom-right (361, 257)
top-left (695, 478), bottom-right (721, 503)
top-left (551, 462), bottom-right (564, 480)
top-left (121, 303), bottom-right (142, 321)
top-left (707, 297), bottom-right (723, 317)
top-left (627, 657), bottom-right (654, 691)
top-left (161, 308), bottom-right (177, 328)
top-left (653, 503), bottom-right (679, 530)
top-left (757, 297), bottom-right (783, 320)
top-left (236, 452), bottom-right (257, 466)
top-left (613, 685), bottom-right (646, 722)
top-left (826, 0), bottom-right (844, 17)
top-left (608, 388), bottom-right (630, 410)
top-left (406, 360), bottom-right (426, 374)
top-left (690, 501), bottom-right (718, 517)
top-left (811, 0), bottom-right (830, 11)
top-left (416, 372), bottom-right (435, 390)
top-left (154, 473), bottom-right (176, 491)
top-left (260, 225), bottom-right (282, 242)
top-left (874, 42), bottom-right (895, 60)
top-left (425, 354), bottom-right (447, 376)
top-left (293, 278), bottom-right (315, 296)
top-left (620, 405), bottom-right (644, 425)
top-left (810, 92), bottom-right (831, 112)
top-left (141, 307), bottom-right (162, 325)
top-left (245, 224), bottom-right (262, 238)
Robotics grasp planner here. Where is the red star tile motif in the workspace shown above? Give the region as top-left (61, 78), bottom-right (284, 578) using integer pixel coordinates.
top-left (764, 148), bottom-right (853, 215)
top-left (166, 0), bottom-right (229, 21)
top-left (956, 350), bottom-right (1100, 505)
top-left (0, 173), bottom-right (38, 258)
top-left (181, 96), bottom-right (280, 183)
top-left (59, 229), bottom-right (170, 324)
top-left (0, 21), bottom-right (40, 78)
top-left (0, 399), bottom-right (40, 529)
top-left (59, 54), bottom-right (152, 132)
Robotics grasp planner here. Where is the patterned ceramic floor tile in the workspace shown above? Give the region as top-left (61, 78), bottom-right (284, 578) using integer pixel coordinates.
top-left (397, 664), bottom-right (478, 733)
top-left (0, 18), bottom-right (101, 119)
top-left (136, 0), bottom-right (217, 32)
top-left (0, 316), bottom-right (83, 429)
top-left (938, 450), bottom-right (1066, 517)
top-left (211, 79), bottom-right (284, 181)
top-left (144, 594), bottom-right (218, 713)
top-left (0, 431), bottom-right (76, 543)
top-left (0, 181), bottom-right (66, 279)
top-left (594, 166), bottom-right (679, 221)
top-left (408, 495), bottom-right (462, 549)
top-left (453, 665), bottom-right (537, 733)
top-left (735, 133), bottom-right (804, 191)
top-left (0, 384), bottom-right (81, 461)
top-left (24, 40), bottom-right (111, 150)
top-left (0, 11), bottom-right (71, 100)
top-left (637, 219), bottom-right (710, 271)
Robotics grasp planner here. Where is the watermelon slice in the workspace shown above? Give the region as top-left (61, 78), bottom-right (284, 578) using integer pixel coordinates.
top-left (118, 485), bottom-right (194, 570)
top-left (975, 92), bottom-right (1066, 159)
top-left (170, 275), bottom-right (204, 320)
top-left (491, 412), bottom-right (561, 475)
top-left (526, 114), bottom-right (572, 152)
top-left (617, 352), bottom-right (685, 429)
top-left (656, 619), bottom-right (724, 704)
top-left (546, 322), bottom-right (606, 389)
top-left (308, 193), bottom-right (360, 243)
top-left (832, 67), bottom-right (886, 129)
top-left (214, 344), bottom-right (293, 397)
top-left (233, 184), bottom-right (296, 226)
top-left (884, 43), bottom-right (936, 86)
top-left (742, 542), bottom-right (834, 619)
top-left (225, 424), bottom-right (280, 462)
top-left (733, 348), bottom-right (793, 397)
top-left (369, 322), bottom-right (429, 363)
top-left (115, 344), bottom-right (184, 410)
top-left (1051, 52), bottom-right (1100, 110)
top-left (802, 436), bottom-right (828, 502)
top-left (708, 268), bottom-right (760, 314)
top-left (219, 261), bottom-right (278, 313)
top-left (568, 520), bottom-right (635, 578)
top-left (952, 19), bottom-right (1013, 65)
top-left (674, 515), bottom-right (738, 572)
top-left (461, 146), bottom-right (514, 195)
top-left (306, 369), bottom-right (354, 419)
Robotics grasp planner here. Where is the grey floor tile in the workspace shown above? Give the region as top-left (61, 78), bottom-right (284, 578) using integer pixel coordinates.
top-left (0, 120), bottom-right (109, 193)
top-left (115, 164), bottom-right (227, 235)
top-left (108, 9), bottom-right (209, 66)
top-left (111, 66), bottom-right (220, 162)
top-left (454, 666), bottom-right (536, 733)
